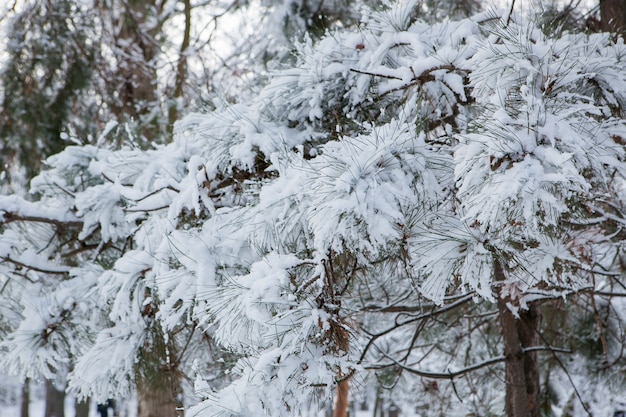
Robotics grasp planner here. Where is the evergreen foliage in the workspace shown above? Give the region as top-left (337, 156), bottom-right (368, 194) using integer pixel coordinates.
top-left (1, 1), bottom-right (626, 417)
top-left (0, 0), bottom-right (95, 179)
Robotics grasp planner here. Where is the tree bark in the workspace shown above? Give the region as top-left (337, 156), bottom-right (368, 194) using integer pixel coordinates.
top-left (137, 379), bottom-right (181, 417)
top-left (519, 304), bottom-right (541, 417)
top-left (106, 0), bottom-right (160, 140)
top-left (600, 0), bottom-right (626, 34)
top-left (167, 0), bottom-right (191, 130)
top-left (74, 397), bottom-right (90, 417)
top-left (495, 260), bottom-right (541, 417)
top-left (136, 360), bottom-right (183, 417)
top-left (333, 379), bottom-right (349, 417)
top-left (44, 378), bottom-right (65, 417)
top-left (20, 379), bottom-right (30, 417)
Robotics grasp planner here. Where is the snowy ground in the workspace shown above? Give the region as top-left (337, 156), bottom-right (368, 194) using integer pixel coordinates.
top-left (4, 397), bottom-right (91, 417)
top-left (0, 373), bottom-right (397, 417)
top-left (3, 370), bottom-right (626, 417)
top-left (3, 396), bottom-right (139, 417)
top-left (0, 374), bottom-right (137, 417)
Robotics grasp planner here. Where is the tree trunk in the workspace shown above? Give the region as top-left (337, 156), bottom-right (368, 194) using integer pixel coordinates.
top-left (137, 382), bottom-right (180, 417)
top-left (20, 379), bottom-right (30, 417)
top-left (333, 379), bottom-right (349, 417)
top-left (167, 0), bottom-right (191, 130)
top-left (74, 397), bottom-right (90, 417)
top-left (600, 0), bottom-right (626, 34)
top-left (106, 0), bottom-right (160, 140)
top-left (44, 379), bottom-right (65, 417)
top-left (373, 388), bottom-right (382, 417)
top-left (137, 364), bottom-right (183, 417)
top-left (519, 305), bottom-right (541, 417)
top-left (495, 260), bottom-right (541, 417)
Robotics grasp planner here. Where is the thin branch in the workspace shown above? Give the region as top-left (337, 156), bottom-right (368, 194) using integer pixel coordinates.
top-left (367, 350), bottom-right (506, 380)
top-left (173, 326), bottom-right (196, 367)
top-left (366, 346), bottom-right (572, 380)
top-left (523, 346), bottom-right (572, 354)
top-left (168, 0), bottom-right (192, 128)
top-left (588, 203), bottom-right (626, 227)
top-left (350, 64), bottom-right (457, 84)
top-left (1, 255), bottom-right (70, 275)
top-left (123, 205), bottom-right (170, 213)
top-left (0, 0), bottom-right (17, 24)
top-left (362, 302), bottom-right (431, 313)
top-left (349, 68), bottom-right (404, 80)
top-left (358, 294), bottom-right (473, 364)
top-left (594, 291), bottom-right (626, 297)
top-left (506, 0), bottom-right (516, 26)
top-left (1, 277), bottom-right (11, 293)
top-left (61, 242), bottom-right (112, 258)
top-left (534, 328), bottom-right (593, 417)
top-left (1, 212), bottom-right (83, 228)
top-left (125, 185), bottom-right (179, 203)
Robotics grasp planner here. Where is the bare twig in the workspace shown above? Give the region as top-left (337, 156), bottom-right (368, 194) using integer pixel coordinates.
top-left (358, 294), bottom-right (473, 364)
top-left (1, 255), bottom-right (70, 275)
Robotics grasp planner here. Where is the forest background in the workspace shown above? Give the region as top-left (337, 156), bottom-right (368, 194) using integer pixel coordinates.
top-left (1, 0), bottom-right (626, 417)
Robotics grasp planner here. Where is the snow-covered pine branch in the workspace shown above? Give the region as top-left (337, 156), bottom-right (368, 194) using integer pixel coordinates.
top-left (2, 2), bottom-right (626, 417)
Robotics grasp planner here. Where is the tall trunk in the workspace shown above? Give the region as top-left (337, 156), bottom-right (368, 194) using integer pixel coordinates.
top-left (373, 388), bottom-right (382, 417)
top-left (44, 379), bottom-right (65, 417)
top-left (20, 379), bottom-right (30, 417)
top-left (137, 373), bottom-right (181, 417)
top-left (136, 342), bottom-right (183, 417)
top-left (519, 304), bottom-right (541, 417)
top-left (498, 296), bottom-right (531, 417)
top-left (333, 379), bottom-right (349, 417)
top-left (74, 398), bottom-right (90, 417)
top-left (600, 0), bottom-right (626, 34)
top-left (107, 0), bottom-right (160, 140)
top-left (136, 297), bottom-right (184, 417)
top-left (167, 0), bottom-right (191, 130)
top-left (495, 260), bottom-right (541, 417)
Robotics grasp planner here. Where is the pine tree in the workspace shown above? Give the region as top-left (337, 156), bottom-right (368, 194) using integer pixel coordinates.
top-left (0, 0), bottom-right (95, 180)
top-left (1, 2), bottom-right (626, 417)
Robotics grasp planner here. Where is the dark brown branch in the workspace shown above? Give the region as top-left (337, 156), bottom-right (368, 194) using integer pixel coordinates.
top-left (358, 294), bottom-right (473, 364)
top-left (362, 303), bottom-right (438, 313)
top-left (168, 0), bottom-right (192, 129)
top-left (349, 68), bottom-right (404, 80)
top-left (594, 290), bottom-right (626, 297)
top-left (173, 326), bottom-right (196, 368)
top-left (123, 205), bottom-right (170, 213)
top-left (350, 64), bottom-right (458, 83)
top-left (534, 321), bottom-right (593, 417)
top-left (362, 292), bottom-right (473, 313)
top-left (61, 242), bottom-right (111, 258)
top-left (506, 0), bottom-right (516, 25)
top-left (1, 212), bottom-right (83, 228)
top-left (1, 255), bottom-right (70, 275)
top-left (367, 351), bottom-right (506, 379)
top-left (367, 346), bottom-right (571, 380)
top-left (126, 185), bottom-right (179, 203)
